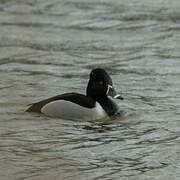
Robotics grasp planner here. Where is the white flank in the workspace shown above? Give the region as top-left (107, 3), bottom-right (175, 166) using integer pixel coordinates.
top-left (41, 100), bottom-right (107, 120)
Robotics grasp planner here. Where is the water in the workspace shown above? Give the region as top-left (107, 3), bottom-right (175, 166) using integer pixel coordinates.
top-left (0, 0), bottom-right (180, 179)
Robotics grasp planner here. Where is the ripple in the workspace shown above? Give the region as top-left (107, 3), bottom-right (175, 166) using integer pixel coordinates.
top-left (0, 0), bottom-right (180, 179)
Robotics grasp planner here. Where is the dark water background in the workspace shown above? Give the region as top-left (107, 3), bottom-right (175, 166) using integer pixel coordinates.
top-left (0, 0), bottom-right (180, 179)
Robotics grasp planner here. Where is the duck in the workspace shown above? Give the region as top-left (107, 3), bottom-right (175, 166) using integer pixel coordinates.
top-left (26, 68), bottom-right (123, 120)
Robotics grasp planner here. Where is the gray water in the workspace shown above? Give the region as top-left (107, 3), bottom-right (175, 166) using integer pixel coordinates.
top-left (0, 0), bottom-right (180, 179)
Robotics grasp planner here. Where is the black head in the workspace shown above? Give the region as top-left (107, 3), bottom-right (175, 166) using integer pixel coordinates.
top-left (86, 68), bottom-right (123, 101)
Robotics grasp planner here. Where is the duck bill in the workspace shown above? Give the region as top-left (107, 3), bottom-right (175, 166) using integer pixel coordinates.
top-left (106, 85), bottom-right (124, 100)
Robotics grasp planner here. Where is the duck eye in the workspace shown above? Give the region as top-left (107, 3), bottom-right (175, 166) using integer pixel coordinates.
top-left (99, 81), bottom-right (103, 85)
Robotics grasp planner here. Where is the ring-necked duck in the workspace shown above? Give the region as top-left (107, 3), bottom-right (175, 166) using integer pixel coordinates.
top-left (26, 68), bottom-right (123, 120)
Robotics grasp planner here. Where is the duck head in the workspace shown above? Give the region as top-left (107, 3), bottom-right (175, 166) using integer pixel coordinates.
top-left (86, 68), bottom-right (123, 101)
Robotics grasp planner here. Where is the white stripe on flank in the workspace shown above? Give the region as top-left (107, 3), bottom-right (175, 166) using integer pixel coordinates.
top-left (41, 100), bottom-right (107, 120)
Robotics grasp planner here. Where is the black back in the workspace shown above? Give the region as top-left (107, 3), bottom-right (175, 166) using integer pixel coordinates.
top-left (26, 93), bottom-right (96, 113)
top-left (53, 93), bottom-right (95, 108)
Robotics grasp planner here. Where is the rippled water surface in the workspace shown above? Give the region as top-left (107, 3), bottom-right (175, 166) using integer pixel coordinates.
top-left (0, 0), bottom-right (180, 179)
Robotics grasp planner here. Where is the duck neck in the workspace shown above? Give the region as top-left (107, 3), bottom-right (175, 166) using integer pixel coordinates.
top-left (98, 97), bottom-right (119, 116)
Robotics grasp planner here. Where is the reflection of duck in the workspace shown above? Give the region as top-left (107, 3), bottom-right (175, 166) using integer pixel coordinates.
top-left (26, 68), bottom-right (123, 120)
